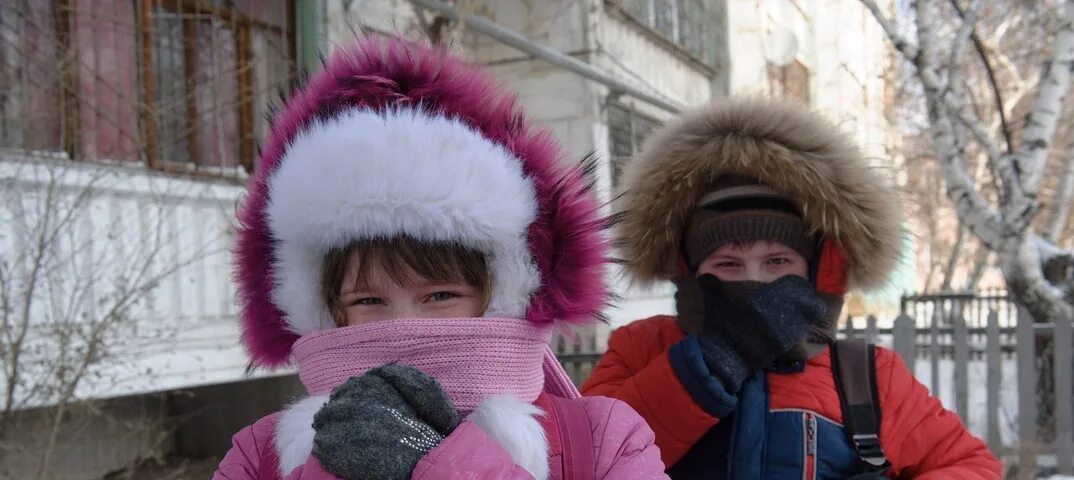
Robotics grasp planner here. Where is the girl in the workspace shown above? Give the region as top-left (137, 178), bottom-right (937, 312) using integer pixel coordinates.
top-left (212, 38), bottom-right (667, 480)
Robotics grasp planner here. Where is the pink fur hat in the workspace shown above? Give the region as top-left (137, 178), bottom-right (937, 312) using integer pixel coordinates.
top-left (233, 38), bottom-right (609, 368)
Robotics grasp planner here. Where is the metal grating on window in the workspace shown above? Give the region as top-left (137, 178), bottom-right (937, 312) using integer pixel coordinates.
top-left (151, 9), bottom-right (190, 165)
top-left (608, 104), bottom-right (635, 158)
top-left (607, 103), bottom-right (660, 188)
top-left (0, 0), bottom-right (297, 176)
top-left (617, 0), bottom-right (713, 64)
top-left (652, 0), bottom-right (676, 39)
top-left (622, 0), bottom-right (651, 23)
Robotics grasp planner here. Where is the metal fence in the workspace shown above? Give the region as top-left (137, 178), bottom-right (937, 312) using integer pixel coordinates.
top-left (850, 291), bottom-right (1073, 477)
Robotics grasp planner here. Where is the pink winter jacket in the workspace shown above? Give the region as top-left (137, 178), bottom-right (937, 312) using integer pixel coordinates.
top-left (212, 395), bottom-right (668, 480)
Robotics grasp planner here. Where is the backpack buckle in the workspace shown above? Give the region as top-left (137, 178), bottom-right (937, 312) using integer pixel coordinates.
top-left (851, 433), bottom-right (889, 467)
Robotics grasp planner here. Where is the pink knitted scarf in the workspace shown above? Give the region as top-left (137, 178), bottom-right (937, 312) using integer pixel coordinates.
top-left (291, 317), bottom-right (578, 414)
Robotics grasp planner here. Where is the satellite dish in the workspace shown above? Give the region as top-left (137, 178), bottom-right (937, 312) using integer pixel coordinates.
top-left (765, 28), bottom-right (799, 66)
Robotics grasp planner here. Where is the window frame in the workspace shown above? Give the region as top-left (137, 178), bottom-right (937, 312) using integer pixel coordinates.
top-left (137, 0), bottom-right (296, 176)
top-left (767, 59), bottom-right (811, 105)
top-left (607, 0), bottom-right (718, 72)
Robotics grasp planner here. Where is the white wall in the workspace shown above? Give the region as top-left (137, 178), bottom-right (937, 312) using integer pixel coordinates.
top-left (726, 0), bottom-right (896, 162)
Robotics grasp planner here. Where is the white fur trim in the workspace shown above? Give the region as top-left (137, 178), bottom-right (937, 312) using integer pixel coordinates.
top-left (274, 394), bottom-right (329, 476)
top-left (266, 107), bottom-right (540, 334)
top-left (468, 394), bottom-right (550, 480)
top-left (273, 394), bottom-right (549, 479)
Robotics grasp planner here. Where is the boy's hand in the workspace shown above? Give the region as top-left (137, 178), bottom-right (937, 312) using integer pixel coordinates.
top-left (694, 275), bottom-right (824, 392)
top-left (312, 363), bottom-right (462, 480)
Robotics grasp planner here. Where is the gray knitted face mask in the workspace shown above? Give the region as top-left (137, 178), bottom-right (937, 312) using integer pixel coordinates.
top-left (673, 277), bottom-right (765, 334)
top-left (673, 275), bottom-right (844, 360)
top-left (718, 280), bottom-right (766, 302)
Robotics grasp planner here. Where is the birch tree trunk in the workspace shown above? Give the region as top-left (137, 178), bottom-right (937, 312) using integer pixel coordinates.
top-left (861, 0), bottom-right (1074, 447)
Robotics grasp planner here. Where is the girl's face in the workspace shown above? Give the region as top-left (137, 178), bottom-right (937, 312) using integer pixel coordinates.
top-left (337, 252), bottom-right (485, 326)
top-left (696, 240), bottom-right (808, 283)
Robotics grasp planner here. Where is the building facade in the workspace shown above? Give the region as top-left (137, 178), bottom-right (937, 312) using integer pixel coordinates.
top-left (0, 1), bottom-right (898, 476)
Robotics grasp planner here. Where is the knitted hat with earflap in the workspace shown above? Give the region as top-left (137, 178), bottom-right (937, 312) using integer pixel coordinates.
top-left (683, 175), bottom-right (815, 273)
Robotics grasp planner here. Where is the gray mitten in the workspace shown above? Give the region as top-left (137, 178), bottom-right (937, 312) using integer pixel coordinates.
top-left (695, 274), bottom-right (823, 392)
top-left (311, 363), bottom-right (462, 480)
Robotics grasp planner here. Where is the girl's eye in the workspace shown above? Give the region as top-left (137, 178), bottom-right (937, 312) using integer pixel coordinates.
top-left (767, 257), bottom-right (792, 266)
top-left (353, 297), bottom-right (385, 306)
top-left (429, 292), bottom-right (458, 302)
top-left (715, 262), bottom-right (741, 269)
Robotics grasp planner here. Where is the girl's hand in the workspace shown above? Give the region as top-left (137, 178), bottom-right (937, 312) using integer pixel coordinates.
top-left (311, 363), bottom-right (461, 480)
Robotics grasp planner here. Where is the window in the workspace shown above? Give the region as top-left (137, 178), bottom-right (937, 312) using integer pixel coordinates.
top-left (0, 0), bottom-right (296, 176)
top-left (0, 1), bottom-right (67, 152)
top-left (768, 59), bottom-right (810, 104)
top-left (142, 0), bottom-right (296, 174)
top-left (617, 0), bottom-right (715, 65)
top-left (607, 103), bottom-right (660, 188)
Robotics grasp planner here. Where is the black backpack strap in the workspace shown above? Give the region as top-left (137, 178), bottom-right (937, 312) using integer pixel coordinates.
top-left (831, 339), bottom-right (891, 473)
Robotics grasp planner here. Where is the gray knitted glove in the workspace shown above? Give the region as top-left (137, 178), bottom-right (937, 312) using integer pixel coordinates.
top-left (695, 274), bottom-right (823, 392)
top-left (311, 363), bottom-right (462, 480)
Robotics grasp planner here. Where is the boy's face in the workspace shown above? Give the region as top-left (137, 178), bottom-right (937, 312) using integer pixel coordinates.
top-left (337, 252), bottom-right (485, 326)
top-left (696, 240), bottom-right (808, 283)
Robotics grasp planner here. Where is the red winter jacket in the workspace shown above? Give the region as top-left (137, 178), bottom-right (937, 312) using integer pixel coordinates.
top-left (582, 315), bottom-right (1002, 479)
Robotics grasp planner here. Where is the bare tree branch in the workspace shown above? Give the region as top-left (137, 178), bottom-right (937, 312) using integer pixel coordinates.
top-left (949, 80), bottom-right (1005, 176)
top-left (942, 225), bottom-right (968, 291)
top-left (1045, 143), bottom-right (1074, 243)
top-left (873, 1), bottom-right (1018, 251)
top-left (948, 0), bottom-right (1014, 151)
top-left (948, 0), bottom-right (983, 73)
top-left (860, 0), bottom-right (919, 59)
top-left (920, 75), bottom-right (1006, 248)
top-left (967, 248), bottom-right (992, 290)
top-left (1015, 2), bottom-right (1074, 197)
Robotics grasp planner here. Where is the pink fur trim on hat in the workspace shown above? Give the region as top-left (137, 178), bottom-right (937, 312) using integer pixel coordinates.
top-left (233, 38), bottom-right (609, 367)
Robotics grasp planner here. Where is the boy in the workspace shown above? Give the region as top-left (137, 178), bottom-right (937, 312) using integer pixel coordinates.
top-left (583, 99), bottom-right (1001, 479)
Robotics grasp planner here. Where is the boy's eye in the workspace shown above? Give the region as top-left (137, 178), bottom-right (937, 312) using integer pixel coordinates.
top-left (429, 292), bottom-right (458, 302)
top-left (767, 257), bottom-right (792, 266)
top-left (715, 261), bottom-right (741, 269)
top-left (353, 297), bottom-right (385, 306)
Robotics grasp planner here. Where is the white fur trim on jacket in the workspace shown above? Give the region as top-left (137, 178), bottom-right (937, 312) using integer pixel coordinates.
top-left (275, 394), bottom-right (329, 477)
top-left (266, 107), bottom-right (540, 335)
top-left (273, 394), bottom-right (550, 479)
top-left (467, 394), bottom-right (550, 480)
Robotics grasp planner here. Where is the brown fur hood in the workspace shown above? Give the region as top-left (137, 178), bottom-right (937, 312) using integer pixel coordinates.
top-left (615, 98), bottom-right (904, 291)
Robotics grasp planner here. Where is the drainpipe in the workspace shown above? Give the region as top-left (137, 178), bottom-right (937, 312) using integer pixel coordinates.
top-left (297, 0), bottom-right (324, 74)
top-left (409, 0), bottom-right (685, 114)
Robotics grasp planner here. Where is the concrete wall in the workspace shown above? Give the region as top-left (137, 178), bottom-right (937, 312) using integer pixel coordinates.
top-left (1, 394), bottom-right (172, 479)
top-left (172, 375), bottom-right (305, 458)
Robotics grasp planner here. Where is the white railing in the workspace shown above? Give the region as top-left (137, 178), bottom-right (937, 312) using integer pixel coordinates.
top-left (1, 155), bottom-right (285, 411)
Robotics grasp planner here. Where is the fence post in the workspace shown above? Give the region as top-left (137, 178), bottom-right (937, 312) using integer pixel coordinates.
top-left (953, 312), bottom-right (970, 423)
top-left (843, 316), bottom-right (858, 340)
top-left (1016, 305), bottom-right (1038, 477)
top-left (930, 307), bottom-right (942, 396)
top-left (893, 314), bottom-right (915, 370)
top-left (1054, 309), bottom-right (1073, 475)
top-left (986, 309), bottom-right (1002, 454)
top-left (865, 315), bottom-right (879, 344)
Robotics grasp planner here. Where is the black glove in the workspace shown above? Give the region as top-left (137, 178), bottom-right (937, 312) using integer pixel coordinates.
top-left (694, 274), bottom-right (824, 393)
top-left (311, 363), bottom-right (462, 480)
